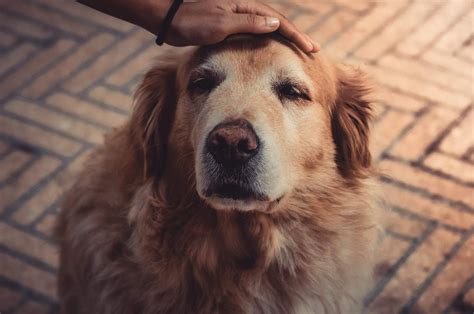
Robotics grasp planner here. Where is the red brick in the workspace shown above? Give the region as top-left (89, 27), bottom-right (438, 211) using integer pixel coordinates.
top-left (0, 11), bottom-right (52, 39)
top-left (0, 30), bottom-right (16, 47)
top-left (22, 33), bottom-right (116, 99)
top-left (368, 228), bottom-right (459, 314)
top-left (328, 2), bottom-right (407, 58)
top-left (63, 30), bottom-right (152, 93)
top-left (457, 43), bottom-right (474, 62)
top-left (421, 49), bottom-right (473, 78)
top-left (383, 208), bottom-right (428, 239)
top-left (435, 11), bottom-right (473, 53)
top-left (371, 109), bottom-right (414, 160)
top-left (0, 223), bottom-right (58, 267)
top-left (0, 40), bottom-right (75, 99)
top-left (35, 0), bottom-right (134, 32)
top-left (35, 213), bottom-right (57, 238)
top-left (15, 300), bottom-right (50, 314)
top-left (0, 252), bottom-right (56, 299)
top-left (0, 140), bottom-right (8, 155)
top-left (439, 109), bottom-right (474, 156)
top-left (354, 1), bottom-right (438, 60)
top-left (0, 116), bottom-right (82, 157)
top-left (415, 236), bottom-right (474, 312)
top-left (105, 44), bottom-right (158, 87)
top-left (309, 10), bottom-right (357, 45)
top-left (46, 93), bottom-right (127, 129)
top-left (12, 150), bottom-right (92, 225)
top-left (88, 86), bottom-right (133, 113)
top-left (374, 235), bottom-right (411, 281)
top-left (397, 1), bottom-right (470, 57)
top-left (390, 106), bottom-right (458, 160)
top-left (380, 182), bottom-right (474, 230)
top-left (380, 159), bottom-right (474, 208)
top-left (378, 55), bottom-right (472, 95)
top-left (4, 1), bottom-right (94, 38)
top-left (365, 63), bottom-right (471, 109)
top-left (0, 150), bottom-right (32, 182)
top-left (12, 176), bottom-right (62, 225)
top-left (0, 43), bottom-right (36, 77)
top-left (374, 86), bottom-right (426, 112)
top-left (0, 286), bottom-right (22, 312)
top-left (332, 0), bottom-right (371, 12)
top-left (424, 153), bottom-right (474, 183)
top-left (5, 100), bottom-right (106, 145)
top-left (0, 156), bottom-right (61, 213)
top-left (292, 3), bottom-right (333, 32)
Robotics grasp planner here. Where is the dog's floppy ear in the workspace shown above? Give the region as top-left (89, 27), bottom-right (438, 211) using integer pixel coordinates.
top-left (331, 67), bottom-right (372, 181)
top-left (130, 61), bottom-right (177, 179)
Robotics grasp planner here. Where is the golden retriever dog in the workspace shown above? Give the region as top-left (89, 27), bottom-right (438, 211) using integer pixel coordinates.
top-left (56, 35), bottom-right (380, 314)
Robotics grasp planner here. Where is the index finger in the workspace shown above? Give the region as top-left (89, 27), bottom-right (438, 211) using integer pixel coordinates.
top-left (233, 2), bottom-right (319, 53)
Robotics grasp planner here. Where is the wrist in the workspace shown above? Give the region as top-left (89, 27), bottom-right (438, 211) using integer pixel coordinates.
top-left (142, 0), bottom-right (173, 35)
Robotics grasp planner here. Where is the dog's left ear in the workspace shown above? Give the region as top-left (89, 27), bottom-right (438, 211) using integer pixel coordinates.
top-left (130, 61), bottom-right (178, 180)
top-left (331, 67), bottom-right (372, 181)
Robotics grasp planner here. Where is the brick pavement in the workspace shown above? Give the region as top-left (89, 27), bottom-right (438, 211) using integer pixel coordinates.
top-left (0, 1), bottom-right (473, 313)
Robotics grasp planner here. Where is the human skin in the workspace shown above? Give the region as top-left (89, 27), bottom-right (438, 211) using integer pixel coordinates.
top-left (77, 0), bottom-right (319, 53)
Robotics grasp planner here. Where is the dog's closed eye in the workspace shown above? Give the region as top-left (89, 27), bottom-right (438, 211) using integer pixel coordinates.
top-left (188, 69), bottom-right (223, 94)
top-left (274, 79), bottom-right (311, 102)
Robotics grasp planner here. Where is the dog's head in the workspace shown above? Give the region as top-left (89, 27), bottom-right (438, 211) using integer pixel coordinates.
top-left (131, 35), bottom-right (372, 212)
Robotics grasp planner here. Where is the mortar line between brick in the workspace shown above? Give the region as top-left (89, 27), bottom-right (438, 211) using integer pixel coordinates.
top-left (0, 275), bottom-right (57, 307)
top-left (347, 1), bottom-right (413, 57)
top-left (0, 40), bottom-right (79, 104)
top-left (419, 8), bottom-right (473, 59)
top-left (0, 244), bottom-right (57, 274)
top-left (28, 30), bottom-right (120, 102)
top-left (0, 109), bottom-right (97, 147)
top-left (0, 153), bottom-right (40, 189)
top-left (443, 275), bottom-right (474, 313)
top-left (390, 205), bottom-right (468, 234)
top-left (364, 221), bottom-right (437, 306)
top-left (55, 89), bottom-right (131, 117)
top-left (305, 6), bottom-right (340, 35)
top-left (24, 0), bottom-right (128, 36)
top-left (380, 175), bottom-right (474, 214)
top-left (417, 104), bottom-right (473, 165)
top-left (401, 229), bottom-right (474, 313)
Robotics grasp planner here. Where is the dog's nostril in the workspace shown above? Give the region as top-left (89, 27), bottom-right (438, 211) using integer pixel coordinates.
top-left (238, 139), bottom-right (256, 154)
top-left (207, 119), bottom-right (259, 167)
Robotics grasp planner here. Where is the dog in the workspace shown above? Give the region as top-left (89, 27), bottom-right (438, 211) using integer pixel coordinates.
top-left (56, 34), bottom-right (380, 314)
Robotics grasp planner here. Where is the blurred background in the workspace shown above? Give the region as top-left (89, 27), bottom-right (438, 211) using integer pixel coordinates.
top-left (0, 0), bottom-right (472, 313)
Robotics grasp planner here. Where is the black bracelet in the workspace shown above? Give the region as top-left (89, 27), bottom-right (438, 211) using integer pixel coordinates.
top-left (155, 0), bottom-right (183, 46)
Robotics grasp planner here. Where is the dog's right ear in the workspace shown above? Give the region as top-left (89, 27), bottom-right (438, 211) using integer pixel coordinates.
top-left (130, 62), bottom-right (178, 180)
top-left (331, 66), bottom-right (372, 181)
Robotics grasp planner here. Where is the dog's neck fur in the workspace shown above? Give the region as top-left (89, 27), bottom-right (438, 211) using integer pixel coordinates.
top-left (125, 146), bottom-right (374, 313)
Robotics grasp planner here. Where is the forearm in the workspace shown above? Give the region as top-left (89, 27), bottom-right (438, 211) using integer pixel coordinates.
top-left (77, 0), bottom-right (171, 34)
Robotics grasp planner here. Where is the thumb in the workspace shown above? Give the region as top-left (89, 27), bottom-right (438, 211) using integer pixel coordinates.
top-left (228, 14), bottom-right (280, 34)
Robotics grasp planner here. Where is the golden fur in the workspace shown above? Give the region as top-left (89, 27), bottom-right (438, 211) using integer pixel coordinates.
top-left (56, 35), bottom-right (380, 314)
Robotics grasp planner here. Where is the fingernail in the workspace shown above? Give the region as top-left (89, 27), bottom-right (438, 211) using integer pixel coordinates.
top-left (265, 17), bottom-right (280, 28)
top-left (312, 41), bottom-right (321, 52)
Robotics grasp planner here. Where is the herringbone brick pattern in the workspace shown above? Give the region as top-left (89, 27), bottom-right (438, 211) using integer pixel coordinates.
top-left (0, 1), bottom-right (473, 313)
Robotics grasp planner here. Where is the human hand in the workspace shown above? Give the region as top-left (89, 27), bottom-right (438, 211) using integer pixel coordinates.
top-left (160, 0), bottom-right (319, 53)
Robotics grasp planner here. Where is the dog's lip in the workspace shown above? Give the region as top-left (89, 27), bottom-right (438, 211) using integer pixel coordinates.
top-left (203, 184), bottom-right (285, 212)
top-left (205, 183), bottom-right (268, 201)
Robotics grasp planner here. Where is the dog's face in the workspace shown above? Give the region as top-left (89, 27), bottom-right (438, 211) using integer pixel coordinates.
top-left (132, 36), bottom-right (371, 213)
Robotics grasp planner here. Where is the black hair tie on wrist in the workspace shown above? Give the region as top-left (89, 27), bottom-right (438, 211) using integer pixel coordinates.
top-left (155, 0), bottom-right (183, 46)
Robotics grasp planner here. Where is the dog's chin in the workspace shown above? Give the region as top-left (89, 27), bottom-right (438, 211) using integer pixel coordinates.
top-left (204, 196), bottom-right (273, 212)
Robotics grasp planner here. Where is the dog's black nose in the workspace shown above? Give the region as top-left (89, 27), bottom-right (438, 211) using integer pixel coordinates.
top-left (207, 119), bottom-right (259, 167)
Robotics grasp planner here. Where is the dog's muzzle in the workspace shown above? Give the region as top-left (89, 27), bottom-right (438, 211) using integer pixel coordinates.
top-left (204, 119), bottom-right (266, 201)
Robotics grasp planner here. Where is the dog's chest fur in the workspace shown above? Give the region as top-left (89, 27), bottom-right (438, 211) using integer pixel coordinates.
top-left (115, 182), bottom-right (369, 314)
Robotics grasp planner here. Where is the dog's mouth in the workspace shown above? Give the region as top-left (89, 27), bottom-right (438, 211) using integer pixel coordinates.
top-left (203, 182), bottom-right (283, 212)
top-left (206, 183), bottom-right (268, 201)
